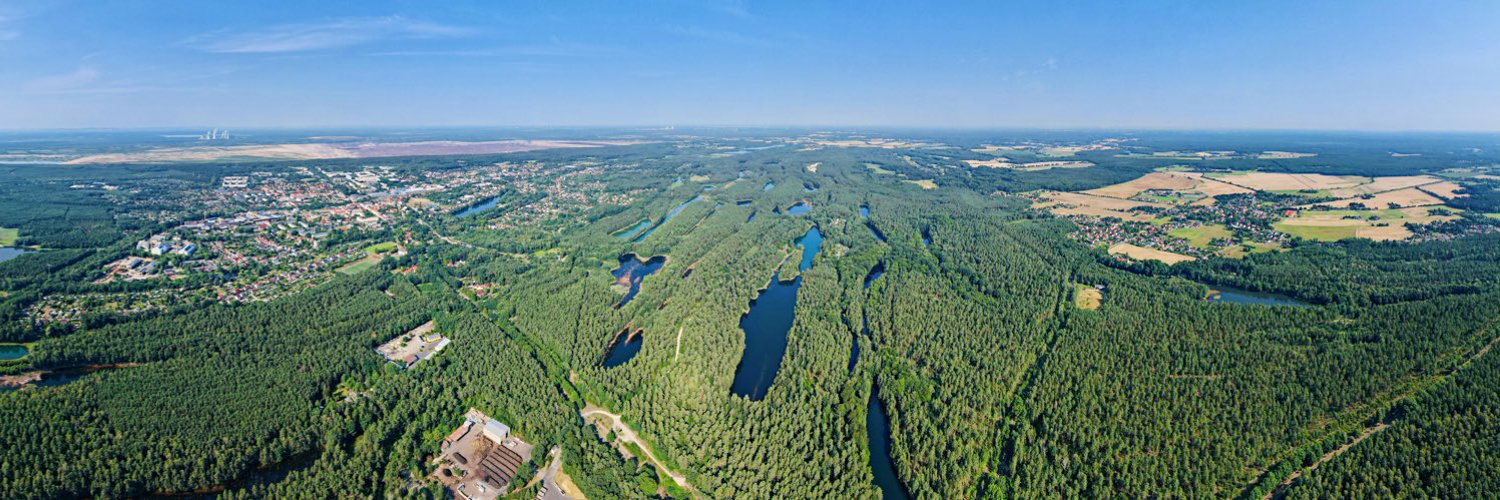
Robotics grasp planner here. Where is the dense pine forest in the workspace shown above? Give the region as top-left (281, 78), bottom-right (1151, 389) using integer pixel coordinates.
top-left (1, 133), bottom-right (1498, 498)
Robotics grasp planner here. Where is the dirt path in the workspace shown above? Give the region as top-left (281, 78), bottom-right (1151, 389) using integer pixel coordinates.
top-left (1262, 319), bottom-right (1500, 498)
top-left (674, 326), bottom-right (684, 361)
top-left (1264, 423), bottom-right (1388, 499)
top-left (580, 404), bottom-right (695, 495)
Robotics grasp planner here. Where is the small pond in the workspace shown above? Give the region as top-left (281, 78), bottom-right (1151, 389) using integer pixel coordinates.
top-left (0, 343), bottom-right (29, 361)
top-left (0, 247), bottom-right (34, 264)
top-left (764, 181), bottom-right (775, 191)
top-left (1207, 285), bottom-right (1310, 307)
top-left (785, 200), bottom-right (812, 215)
top-left (601, 328), bottom-right (644, 368)
top-left (455, 196), bottom-right (500, 217)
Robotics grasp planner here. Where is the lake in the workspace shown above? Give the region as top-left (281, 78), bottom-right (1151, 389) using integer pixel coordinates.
top-left (455, 196), bottom-right (500, 217)
top-left (786, 200), bottom-right (812, 215)
top-left (0, 343), bottom-right (28, 360)
top-left (731, 273), bottom-right (800, 400)
top-left (868, 386), bottom-right (911, 500)
top-left (635, 195), bottom-right (702, 241)
top-left (796, 227), bottom-right (823, 271)
top-left (867, 221), bottom-right (887, 242)
top-left (861, 205), bottom-right (871, 217)
top-left (0, 247), bottom-right (34, 264)
top-left (1207, 284), bottom-right (1310, 306)
top-left (611, 254), bottom-right (667, 307)
top-left (601, 328), bottom-right (644, 368)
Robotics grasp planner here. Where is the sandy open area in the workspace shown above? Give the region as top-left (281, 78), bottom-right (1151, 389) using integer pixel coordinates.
top-left (1108, 243), bottom-right (1197, 264)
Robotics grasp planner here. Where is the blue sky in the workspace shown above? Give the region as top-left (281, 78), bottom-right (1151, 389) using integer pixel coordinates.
top-left (2, 0), bottom-right (1498, 130)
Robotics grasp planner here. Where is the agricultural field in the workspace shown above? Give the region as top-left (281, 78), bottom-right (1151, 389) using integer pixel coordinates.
top-left (1276, 207), bottom-right (1461, 241)
top-left (1083, 171), bottom-right (1253, 201)
top-left (1107, 242), bottom-right (1197, 264)
top-left (0, 227), bottom-right (17, 246)
top-left (1032, 191), bottom-right (1168, 221)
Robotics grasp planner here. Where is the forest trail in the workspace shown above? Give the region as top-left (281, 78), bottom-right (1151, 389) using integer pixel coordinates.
top-left (674, 326), bottom-right (684, 361)
top-left (1263, 422), bottom-right (1389, 499)
top-left (580, 404), bottom-right (696, 496)
top-left (1262, 316), bottom-right (1500, 498)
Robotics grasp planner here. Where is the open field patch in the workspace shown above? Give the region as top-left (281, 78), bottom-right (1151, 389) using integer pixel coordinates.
top-left (0, 227), bottom-right (17, 246)
top-left (1074, 284), bottom-right (1103, 310)
top-left (1108, 242), bottom-right (1197, 264)
top-left (1169, 224), bottom-right (1233, 248)
top-left (904, 179), bottom-right (937, 190)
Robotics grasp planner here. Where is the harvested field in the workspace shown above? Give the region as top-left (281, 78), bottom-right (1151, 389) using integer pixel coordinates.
top-left (1034, 191), bottom-right (1168, 221)
top-left (904, 179), bottom-right (937, 190)
top-left (1307, 187), bottom-right (1444, 209)
top-left (1326, 175), bottom-right (1441, 198)
top-left (1107, 243), bottom-right (1196, 264)
top-left (1419, 181), bottom-right (1467, 199)
top-left (1083, 172), bottom-right (1252, 201)
top-left (1207, 172), bottom-right (1367, 192)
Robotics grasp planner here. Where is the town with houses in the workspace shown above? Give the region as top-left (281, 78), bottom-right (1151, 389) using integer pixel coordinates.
top-left (23, 157), bottom-right (630, 326)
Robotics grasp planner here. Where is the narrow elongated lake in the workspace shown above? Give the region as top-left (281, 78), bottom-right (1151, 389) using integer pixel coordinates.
top-left (796, 227), bottom-right (823, 271)
top-left (635, 195), bottom-right (702, 241)
top-left (868, 386), bottom-right (911, 500)
top-left (731, 273), bottom-right (800, 400)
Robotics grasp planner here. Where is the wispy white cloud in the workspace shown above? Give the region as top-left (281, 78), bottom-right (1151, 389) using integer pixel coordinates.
top-left (664, 24), bottom-right (769, 47)
top-left (25, 66), bottom-right (102, 92)
top-left (369, 40), bottom-right (623, 58)
top-left (187, 15), bottom-right (472, 54)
